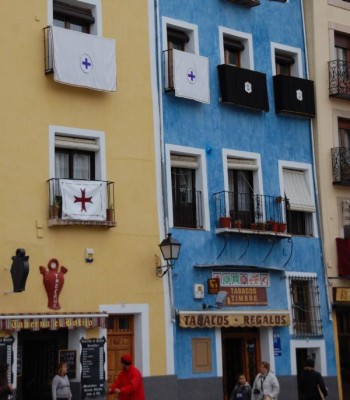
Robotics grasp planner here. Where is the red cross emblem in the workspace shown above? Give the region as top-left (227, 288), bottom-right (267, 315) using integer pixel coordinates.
top-left (74, 188), bottom-right (93, 212)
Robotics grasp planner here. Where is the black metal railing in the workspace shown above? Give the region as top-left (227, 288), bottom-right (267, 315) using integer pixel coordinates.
top-left (226, 0), bottom-right (261, 7)
top-left (173, 189), bottom-right (203, 229)
top-left (47, 178), bottom-right (116, 227)
top-left (331, 147), bottom-right (350, 185)
top-left (213, 191), bottom-right (288, 231)
top-left (328, 60), bottom-right (350, 99)
top-left (44, 26), bottom-right (54, 74)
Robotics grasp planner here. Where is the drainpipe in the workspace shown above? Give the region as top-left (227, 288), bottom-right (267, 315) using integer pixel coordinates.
top-left (152, 0), bottom-right (176, 374)
top-left (300, 0), bottom-right (332, 321)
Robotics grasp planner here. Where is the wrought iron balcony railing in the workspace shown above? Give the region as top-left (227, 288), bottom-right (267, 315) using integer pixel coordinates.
top-left (331, 147), bottom-right (350, 185)
top-left (47, 178), bottom-right (116, 227)
top-left (328, 60), bottom-right (350, 99)
top-left (213, 190), bottom-right (288, 233)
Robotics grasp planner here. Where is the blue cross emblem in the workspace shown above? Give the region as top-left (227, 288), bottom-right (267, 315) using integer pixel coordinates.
top-left (187, 68), bottom-right (196, 84)
top-left (80, 54), bottom-right (93, 73)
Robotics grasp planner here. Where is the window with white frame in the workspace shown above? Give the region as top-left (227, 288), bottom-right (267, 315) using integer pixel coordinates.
top-left (271, 43), bottom-right (302, 77)
top-left (48, 0), bottom-right (101, 36)
top-left (289, 275), bottom-right (323, 337)
top-left (341, 200), bottom-right (350, 238)
top-left (219, 28), bottom-right (253, 69)
top-left (167, 146), bottom-right (208, 230)
top-left (283, 168), bottom-right (315, 236)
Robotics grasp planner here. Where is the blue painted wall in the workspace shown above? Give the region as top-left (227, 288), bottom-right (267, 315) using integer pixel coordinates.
top-left (158, 0), bottom-right (336, 381)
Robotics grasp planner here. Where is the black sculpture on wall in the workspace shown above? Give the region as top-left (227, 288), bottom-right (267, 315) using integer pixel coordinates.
top-left (11, 248), bottom-right (29, 292)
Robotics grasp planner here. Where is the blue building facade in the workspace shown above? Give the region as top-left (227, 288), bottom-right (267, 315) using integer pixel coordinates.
top-left (153, 1), bottom-right (338, 399)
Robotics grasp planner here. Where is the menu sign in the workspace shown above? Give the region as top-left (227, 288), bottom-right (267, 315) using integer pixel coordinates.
top-left (0, 337), bottom-right (14, 383)
top-left (80, 337), bottom-right (106, 398)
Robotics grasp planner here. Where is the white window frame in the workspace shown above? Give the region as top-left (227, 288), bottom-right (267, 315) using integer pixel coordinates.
top-left (100, 303), bottom-right (150, 377)
top-left (222, 149), bottom-right (264, 219)
top-left (328, 0), bottom-right (350, 11)
top-left (166, 144), bottom-right (210, 231)
top-left (328, 22), bottom-right (350, 60)
top-left (219, 27), bottom-right (254, 70)
top-left (278, 160), bottom-right (318, 237)
top-left (332, 108), bottom-right (350, 147)
top-left (162, 17), bottom-right (199, 54)
top-left (47, 0), bottom-right (102, 36)
top-left (271, 42), bottom-right (303, 77)
top-left (49, 125), bottom-right (106, 180)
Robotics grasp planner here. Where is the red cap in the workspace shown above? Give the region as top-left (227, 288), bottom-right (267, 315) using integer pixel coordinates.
top-left (121, 354), bottom-right (132, 365)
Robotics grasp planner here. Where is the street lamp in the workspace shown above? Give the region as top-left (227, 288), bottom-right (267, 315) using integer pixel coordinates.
top-left (156, 233), bottom-right (182, 277)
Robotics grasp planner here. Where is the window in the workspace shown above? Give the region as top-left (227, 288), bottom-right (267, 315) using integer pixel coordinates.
top-left (283, 168), bottom-right (315, 236)
top-left (271, 43), bottom-right (302, 77)
top-left (275, 53), bottom-right (295, 76)
top-left (339, 118), bottom-right (350, 148)
top-left (53, 0), bottom-right (95, 33)
top-left (166, 145), bottom-right (209, 230)
top-left (224, 37), bottom-right (244, 67)
top-left (341, 200), bottom-right (350, 238)
top-left (289, 276), bottom-right (323, 337)
top-left (335, 32), bottom-right (350, 64)
top-left (171, 155), bottom-right (202, 228)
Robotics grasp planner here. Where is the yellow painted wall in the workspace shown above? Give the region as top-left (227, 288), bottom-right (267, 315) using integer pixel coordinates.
top-left (0, 1), bottom-right (166, 374)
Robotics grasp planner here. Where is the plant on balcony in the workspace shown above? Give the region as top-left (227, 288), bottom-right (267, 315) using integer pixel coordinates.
top-left (267, 219), bottom-right (279, 232)
top-left (234, 219), bottom-right (242, 229)
top-left (49, 197), bottom-right (60, 219)
top-left (219, 216), bottom-right (231, 228)
top-left (106, 203), bottom-right (114, 222)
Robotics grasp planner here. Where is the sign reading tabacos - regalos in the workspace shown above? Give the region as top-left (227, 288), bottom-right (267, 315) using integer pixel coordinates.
top-left (179, 312), bottom-right (290, 328)
top-left (333, 287), bottom-right (350, 303)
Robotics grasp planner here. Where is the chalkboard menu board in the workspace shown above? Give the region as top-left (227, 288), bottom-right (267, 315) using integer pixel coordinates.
top-left (80, 337), bottom-right (106, 398)
top-left (0, 337), bottom-right (14, 384)
top-left (59, 350), bottom-right (77, 379)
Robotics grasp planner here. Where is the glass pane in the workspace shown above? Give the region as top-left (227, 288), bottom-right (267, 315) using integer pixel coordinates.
top-left (53, 19), bottom-right (65, 28)
top-left (55, 153), bottom-right (69, 178)
top-left (73, 153), bottom-right (91, 180)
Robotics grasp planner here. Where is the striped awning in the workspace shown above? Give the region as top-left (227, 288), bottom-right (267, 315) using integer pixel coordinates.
top-left (0, 312), bottom-right (108, 332)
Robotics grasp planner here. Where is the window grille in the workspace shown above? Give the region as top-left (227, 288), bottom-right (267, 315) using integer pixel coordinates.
top-left (289, 276), bottom-right (323, 337)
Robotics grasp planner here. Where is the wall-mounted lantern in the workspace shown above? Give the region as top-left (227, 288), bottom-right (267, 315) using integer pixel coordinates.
top-left (156, 233), bottom-right (182, 277)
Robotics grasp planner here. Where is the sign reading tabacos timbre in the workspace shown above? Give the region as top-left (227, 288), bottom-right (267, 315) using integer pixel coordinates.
top-left (179, 312), bottom-right (290, 328)
top-left (222, 287), bottom-right (267, 306)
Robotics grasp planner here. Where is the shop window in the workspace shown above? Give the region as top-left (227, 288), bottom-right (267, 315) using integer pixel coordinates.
top-left (192, 338), bottom-right (212, 373)
top-left (289, 276), bottom-right (323, 337)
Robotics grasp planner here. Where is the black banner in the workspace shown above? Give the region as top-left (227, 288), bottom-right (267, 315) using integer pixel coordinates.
top-left (80, 337), bottom-right (106, 398)
top-left (0, 337), bottom-right (14, 383)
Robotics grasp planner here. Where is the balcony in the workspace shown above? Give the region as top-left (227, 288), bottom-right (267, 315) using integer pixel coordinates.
top-left (225, 0), bottom-right (261, 7)
top-left (329, 60), bottom-right (350, 99)
top-left (47, 178), bottom-right (116, 227)
top-left (331, 147), bottom-right (350, 185)
top-left (217, 64), bottom-right (269, 112)
top-left (273, 74), bottom-right (315, 118)
top-left (213, 191), bottom-right (289, 236)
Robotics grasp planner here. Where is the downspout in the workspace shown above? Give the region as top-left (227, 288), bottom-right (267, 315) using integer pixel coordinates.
top-left (300, 0), bottom-right (332, 321)
top-left (152, 0), bottom-right (176, 374)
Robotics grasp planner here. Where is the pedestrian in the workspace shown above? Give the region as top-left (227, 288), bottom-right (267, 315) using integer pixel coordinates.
top-left (230, 373), bottom-right (252, 400)
top-left (298, 358), bottom-right (328, 400)
top-left (0, 363), bottom-right (14, 400)
top-left (108, 354), bottom-right (145, 400)
top-left (251, 361), bottom-right (280, 400)
top-left (51, 362), bottom-right (72, 400)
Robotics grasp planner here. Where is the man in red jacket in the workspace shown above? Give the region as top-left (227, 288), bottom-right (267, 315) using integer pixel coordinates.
top-left (108, 354), bottom-right (146, 400)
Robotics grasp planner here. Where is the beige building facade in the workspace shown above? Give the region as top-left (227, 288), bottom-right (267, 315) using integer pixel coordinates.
top-left (0, 1), bottom-right (170, 399)
top-left (303, 1), bottom-right (350, 398)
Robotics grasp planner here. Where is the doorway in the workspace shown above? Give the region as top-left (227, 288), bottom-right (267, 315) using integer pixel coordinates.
top-left (222, 327), bottom-right (261, 400)
top-left (17, 329), bottom-right (68, 400)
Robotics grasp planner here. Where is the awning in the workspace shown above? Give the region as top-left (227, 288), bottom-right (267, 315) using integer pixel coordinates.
top-left (0, 312), bottom-right (108, 332)
top-left (178, 310), bottom-right (290, 328)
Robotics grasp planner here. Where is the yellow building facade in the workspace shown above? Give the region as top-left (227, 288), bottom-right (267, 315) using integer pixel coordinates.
top-left (303, 1), bottom-right (350, 399)
top-left (0, 1), bottom-right (169, 399)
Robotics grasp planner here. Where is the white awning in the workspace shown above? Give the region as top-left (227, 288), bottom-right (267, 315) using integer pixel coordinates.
top-left (283, 169), bottom-right (315, 212)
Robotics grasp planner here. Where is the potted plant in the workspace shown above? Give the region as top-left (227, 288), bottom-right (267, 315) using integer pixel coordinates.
top-left (106, 203), bottom-right (114, 222)
top-left (49, 197), bottom-right (60, 219)
top-left (278, 222), bottom-right (287, 233)
top-left (219, 216), bottom-right (231, 228)
top-left (234, 219), bottom-right (242, 229)
top-left (275, 196), bottom-right (283, 204)
top-left (267, 219), bottom-right (278, 232)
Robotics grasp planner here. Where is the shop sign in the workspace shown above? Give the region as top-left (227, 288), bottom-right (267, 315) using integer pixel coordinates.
top-left (207, 278), bottom-right (220, 294)
top-left (333, 287), bottom-right (350, 303)
top-left (179, 312), bottom-right (290, 328)
top-left (212, 271), bottom-right (270, 287)
top-left (222, 287), bottom-right (267, 306)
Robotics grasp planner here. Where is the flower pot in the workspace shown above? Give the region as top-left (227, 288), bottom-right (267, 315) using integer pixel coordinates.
top-left (106, 208), bottom-right (114, 222)
top-left (49, 205), bottom-right (59, 219)
top-left (219, 217), bottom-right (231, 228)
top-left (250, 223), bottom-right (258, 230)
top-left (278, 222), bottom-right (286, 233)
top-left (234, 221), bottom-right (242, 229)
top-left (267, 221), bottom-right (279, 232)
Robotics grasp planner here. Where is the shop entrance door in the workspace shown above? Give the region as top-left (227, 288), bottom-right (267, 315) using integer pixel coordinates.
top-left (17, 329), bottom-right (68, 400)
top-left (107, 315), bottom-right (134, 385)
top-left (222, 328), bottom-right (261, 400)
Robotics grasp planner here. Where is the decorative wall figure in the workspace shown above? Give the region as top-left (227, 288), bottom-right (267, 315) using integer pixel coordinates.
top-left (11, 248), bottom-right (29, 292)
top-left (39, 258), bottom-right (68, 310)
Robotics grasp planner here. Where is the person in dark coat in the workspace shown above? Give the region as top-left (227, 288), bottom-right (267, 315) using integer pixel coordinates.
top-left (0, 363), bottom-right (14, 400)
top-left (230, 374), bottom-right (252, 400)
top-left (299, 358), bottom-right (328, 400)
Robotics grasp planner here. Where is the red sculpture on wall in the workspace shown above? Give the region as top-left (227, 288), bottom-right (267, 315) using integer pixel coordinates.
top-left (39, 258), bottom-right (68, 310)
